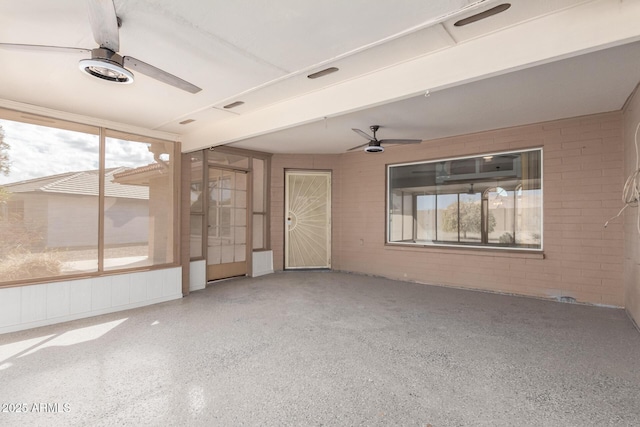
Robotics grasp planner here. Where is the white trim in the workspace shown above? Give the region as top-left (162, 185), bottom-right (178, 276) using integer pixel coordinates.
top-left (252, 250), bottom-right (274, 277)
top-left (189, 260), bottom-right (206, 291)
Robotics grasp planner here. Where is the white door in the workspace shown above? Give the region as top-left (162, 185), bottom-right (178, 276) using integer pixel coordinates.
top-left (285, 171), bottom-right (331, 269)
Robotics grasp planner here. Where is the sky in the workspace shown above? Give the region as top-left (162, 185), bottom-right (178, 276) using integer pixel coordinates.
top-left (0, 119), bottom-right (158, 185)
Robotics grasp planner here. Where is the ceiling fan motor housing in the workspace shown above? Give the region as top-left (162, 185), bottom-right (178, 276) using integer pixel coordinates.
top-left (365, 145), bottom-right (384, 153)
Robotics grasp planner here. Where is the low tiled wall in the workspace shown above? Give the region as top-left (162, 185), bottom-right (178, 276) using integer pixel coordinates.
top-left (0, 267), bottom-right (182, 334)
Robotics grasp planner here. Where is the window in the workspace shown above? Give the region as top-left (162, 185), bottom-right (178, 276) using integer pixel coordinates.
top-left (189, 151), bottom-right (204, 259)
top-left (104, 130), bottom-right (176, 269)
top-left (252, 157), bottom-right (267, 250)
top-left (388, 149), bottom-right (542, 250)
top-left (187, 148), bottom-right (270, 264)
top-left (205, 149), bottom-right (271, 252)
top-left (0, 108), bottom-right (178, 285)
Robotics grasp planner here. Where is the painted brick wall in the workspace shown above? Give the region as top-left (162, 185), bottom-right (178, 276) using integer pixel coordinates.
top-left (623, 90), bottom-right (640, 325)
top-left (271, 112), bottom-right (625, 306)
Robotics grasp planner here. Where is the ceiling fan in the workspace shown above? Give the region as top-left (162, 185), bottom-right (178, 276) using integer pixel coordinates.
top-left (349, 125), bottom-right (421, 153)
top-left (0, 0), bottom-right (201, 94)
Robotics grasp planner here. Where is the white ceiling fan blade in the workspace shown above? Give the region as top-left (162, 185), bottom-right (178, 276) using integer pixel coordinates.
top-left (352, 128), bottom-right (374, 141)
top-left (87, 0), bottom-right (120, 52)
top-left (379, 139), bottom-right (422, 145)
top-left (0, 43), bottom-right (90, 54)
top-left (124, 56), bottom-right (202, 94)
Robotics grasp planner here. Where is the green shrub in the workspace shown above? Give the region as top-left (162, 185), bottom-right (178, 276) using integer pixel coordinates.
top-left (499, 232), bottom-right (514, 244)
top-left (0, 252), bottom-right (62, 281)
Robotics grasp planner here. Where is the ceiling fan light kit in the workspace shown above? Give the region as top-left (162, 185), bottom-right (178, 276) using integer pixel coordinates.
top-left (364, 145), bottom-right (384, 153)
top-left (78, 48), bottom-right (133, 84)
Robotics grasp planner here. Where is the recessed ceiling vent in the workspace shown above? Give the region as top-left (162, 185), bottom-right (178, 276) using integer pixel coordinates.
top-left (307, 67), bottom-right (339, 79)
top-left (179, 119), bottom-right (195, 125)
top-left (223, 101), bottom-right (245, 109)
top-left (454, 3), bottom-right (511, 27)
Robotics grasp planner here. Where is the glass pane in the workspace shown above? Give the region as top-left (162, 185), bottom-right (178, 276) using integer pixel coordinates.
top-left (208, 227), bottom-right (222, 244)
top-left (221, 170), bottom-right (234, 189)
top-left (220, 207), bottom-right (232, 228)
top-left (253, 158), bottom-right (265, 211)
top-left (234, 226), bottom-right (246, 245)
top-left (234, 208), bottom-right (247, 227)
top-left (208, 208), bottom-right (218, 231)
top-left (516, 151), bottom-right (542, 248)
top-left (234, 245), bottom-right (246, 262)
top-left (235, 190), bottom-right (247, 208)
top-left (190, 214), bottom-right (203, 258)
top-left (191, 182), bottom-right (204, 213)
top-left (487, 187), bottom-right (515, 244)
top-left (209, 167), bottom-right (222, 183)
top-left (207, 151), bottom-right (249, 168)
top-left (436, 194), bottom-right (459, 243)
top-left (190, 151), bottom-right (204, 213)
top-left (104, 132), bottom-right (175, 269)
top-left (459, 193), bottom-right (482, 243)
top-left (253, 214), bottom-right (265, 249)
top-left (235, 172), bottom-right (247, 190)
top-left (0, 115), bottom-right (100, 283)
top-left (516, 187), bottom-right (542, 247)
top-left (416, 194), bottom-right (436, 242)
top-left (208, 245), bottom-right (221, 265)
top-left (402, 193), bottom-right (413, 241)
top-left (389, 189), bottom-right (404, 242)
top-left (221, 246), bottom-right (234, 263)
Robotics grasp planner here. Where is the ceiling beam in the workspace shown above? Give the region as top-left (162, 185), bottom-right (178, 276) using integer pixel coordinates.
top-left (181, 0), bottom-right (640, 153)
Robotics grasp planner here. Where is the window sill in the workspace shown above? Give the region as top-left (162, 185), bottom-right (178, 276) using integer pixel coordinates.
top-left (0, 262), bottom-right (182, 289)
top-left (384, 242), bottom-right (545, 259)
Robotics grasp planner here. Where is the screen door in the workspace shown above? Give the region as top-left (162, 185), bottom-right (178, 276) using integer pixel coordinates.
top-left (285, 170), bottom-right (331, 269)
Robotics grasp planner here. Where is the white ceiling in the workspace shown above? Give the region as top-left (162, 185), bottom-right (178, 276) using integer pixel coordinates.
top-left (1, 0), bottom-right (640, 154)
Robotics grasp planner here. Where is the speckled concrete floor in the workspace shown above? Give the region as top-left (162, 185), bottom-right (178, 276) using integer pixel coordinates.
top-left (1, 271), bottom-right (639, 426)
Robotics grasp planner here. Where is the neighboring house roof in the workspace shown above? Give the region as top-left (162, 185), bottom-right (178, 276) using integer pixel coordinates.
top-left (1, 167), bottom-right (149, 200)
top-left (112, 162), bottom-right (168, 187)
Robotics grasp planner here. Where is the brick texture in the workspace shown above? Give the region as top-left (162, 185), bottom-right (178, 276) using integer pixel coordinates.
top-left (623, 89), bottom-right (640, 324)
top-left (271, 112), bottom-right (625, 306)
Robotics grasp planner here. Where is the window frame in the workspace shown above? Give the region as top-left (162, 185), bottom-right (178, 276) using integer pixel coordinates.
top-left (386, 148), bottom-right (543, 252)
top-left (188, 151), bottom-right (206, 261)
top-left (0, 108), bottom-right (181, 289)
top-left (186, 146), bottom-right (271, 262)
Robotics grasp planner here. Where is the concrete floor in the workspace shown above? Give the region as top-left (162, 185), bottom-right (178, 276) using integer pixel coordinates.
top-left (1, 271), bottom-right (639, 426)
